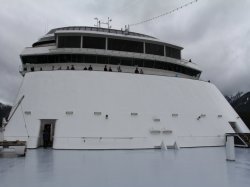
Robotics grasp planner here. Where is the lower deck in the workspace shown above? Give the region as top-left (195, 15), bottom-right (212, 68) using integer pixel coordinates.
top-left (0, 147), bottom-right (250, 187)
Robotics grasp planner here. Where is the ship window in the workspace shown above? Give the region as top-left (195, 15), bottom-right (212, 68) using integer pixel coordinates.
top-left (47, 55), bottom-right (54, 63)
top-left (97, 56), bottom-right (108, 64)
top-left (144, 60), bottom-right (155, 68)
top-left (108, 38), bottom-right (143, 53)
top-left (59, 55), bottom-right (71, 63)
top-left (133, 59), bottom-right (144, 67)
top-left (165, 46), bottom-right (181, 59)
top-left (85, 55), bottom-right (96, 63)
top-left (21, 54), bottom-right (201, 77)
top-left (37, 55), bottom-right (47, 64)
top-left (145, 43), bottom-right (164, 56)
top-left (121, 58), bottom-right (133, 66)
top-left (109, 57), bottom-right (120, 65)
top-left (54, 55), bottom-right (60, 63)
top-left (154, 61), bottom-right (165, 69)
top-left (72, 54), bottom-right (84, 63)
top-left (21, 56), bottom-right (27, 64)
top-left (83, 36), bottom-right (106, 49)
top-left (58, 36), bottom-right (81, 48)
top-left (22, 56), bottom-right (38, 64)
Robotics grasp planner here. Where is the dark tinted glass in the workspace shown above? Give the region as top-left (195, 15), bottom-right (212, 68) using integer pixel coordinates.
top-left (97, 56), bottom-right (108, 64)
top-left (144, 60), bottom-right (155, 68)
top-left (37, 55), bottom-right (47, 63)
top-left (108, 38), bottom-right (143, 53)
top-left (133, 59), bottom-right (144, 67)
top-left (165, 46), bottom-right (181, 59)
top-left (83, 36), bottom-right (106, 49)
top-left (154, 61), bottom-right (165, 69)
top-left (72, 55), bottom-right (83, 63)
top-left (145, 43), bottom-right (164, 56)
top-left (109, 57), bottom-right (120, 65)
top-left (58, 36), bottom-right (81, 48)
top-left (21, 54), bottom-right (200, 77)
top-left (85, 55), bottom-right (96, 63)
top-left (121, 58), bottom-right (133, 66)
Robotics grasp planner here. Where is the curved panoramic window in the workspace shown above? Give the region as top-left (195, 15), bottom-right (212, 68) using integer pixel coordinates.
top-left (21, 54), bottom-right (200, 77)
top-left (166, 46), bottom-right (181, 59)
top-left (133, 59), bottom-right (144, 67)
top-left (97, 56), bottom-right (109, 64)
top-left (120, 58), bottom-right (133, 66)
top-left (109, 57), bottom-right (120, 65)
top-left (55, 35), bottom-right (182, 60)
top-left (85, 55), bottom-right (96, 63)
top-left (145, 43), bottom-right (164, 56)
top-left (82, 36), bottom-right (106, 49)
top-left (108, 38), bottom-right (143, 53)
top-left (144, 60), bottom-right (155, 68)
top-left (58, 36), bottom-right (81, 48)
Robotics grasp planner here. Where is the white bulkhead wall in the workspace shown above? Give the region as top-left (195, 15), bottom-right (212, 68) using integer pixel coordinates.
top-left (4, 71), bottom-right (249, 149)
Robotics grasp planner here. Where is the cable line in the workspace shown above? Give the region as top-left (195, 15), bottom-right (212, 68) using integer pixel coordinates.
top-left (129, 0), bottom-right (198, 27)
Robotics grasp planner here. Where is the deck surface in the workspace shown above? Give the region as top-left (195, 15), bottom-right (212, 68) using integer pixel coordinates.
top-left (0, 147), bottom-right (250, 187)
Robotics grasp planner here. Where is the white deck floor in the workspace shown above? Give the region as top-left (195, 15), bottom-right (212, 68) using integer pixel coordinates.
top-left (0, 147), bottom-right (250, 187)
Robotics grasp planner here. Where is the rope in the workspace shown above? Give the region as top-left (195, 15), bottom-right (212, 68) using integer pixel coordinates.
top-left (129, 0), bottom-right (198, 27)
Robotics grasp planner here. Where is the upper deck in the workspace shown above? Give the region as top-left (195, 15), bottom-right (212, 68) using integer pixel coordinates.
top-left (20, 26), bottom-right (201, 79)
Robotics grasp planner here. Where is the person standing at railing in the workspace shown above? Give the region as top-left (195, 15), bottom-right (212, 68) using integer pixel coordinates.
top-left (88, 65), bottom-right (93, 70)
top-left (135, 67), bottom-right (139, 74)
top-left (104, 65), bottom-right (108, 71)
top-left (117, 66), bottom-right (122, 72)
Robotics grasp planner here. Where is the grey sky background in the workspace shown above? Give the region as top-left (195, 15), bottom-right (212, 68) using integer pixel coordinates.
top-left (0, 0), bottom-right (250, 105)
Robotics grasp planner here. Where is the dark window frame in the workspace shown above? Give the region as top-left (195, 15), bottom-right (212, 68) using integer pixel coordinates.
top-left (58, 36), bottom-right (81, 48)
top-left (108, 38), bottom-right (143, 53)
top-left (145, 43), bottom-right (164, 56)
top-left (82, 36), bottom-right (106, 49)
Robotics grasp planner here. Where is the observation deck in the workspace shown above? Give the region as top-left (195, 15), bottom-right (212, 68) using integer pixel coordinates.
top-left (20, 26), bottom-right (201, 79)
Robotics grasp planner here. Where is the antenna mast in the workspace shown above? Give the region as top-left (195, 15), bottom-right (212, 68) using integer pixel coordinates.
top-left (94, 17), bottom-right (101, 28)
top-left (101, 17), bottom-right (112, 29)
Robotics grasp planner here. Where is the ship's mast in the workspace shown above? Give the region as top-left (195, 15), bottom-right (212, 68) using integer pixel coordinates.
top-left (94, 17), bottom-right (112, 29)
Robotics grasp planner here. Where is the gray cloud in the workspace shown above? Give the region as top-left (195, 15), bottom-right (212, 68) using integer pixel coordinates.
top-left (0, 0), bottom-right (250, 104)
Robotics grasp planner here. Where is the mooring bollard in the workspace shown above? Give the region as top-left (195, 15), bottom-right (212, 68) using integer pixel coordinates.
top-left (226, 134), bottom-right (235, 161)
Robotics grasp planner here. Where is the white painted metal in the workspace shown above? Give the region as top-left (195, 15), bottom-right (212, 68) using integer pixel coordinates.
top-left (6, 27), bottom-right (250, 149)
top-left (226, 135), bottom-right (235, 161)
top-left (4, 71), bottom-right (249, 149)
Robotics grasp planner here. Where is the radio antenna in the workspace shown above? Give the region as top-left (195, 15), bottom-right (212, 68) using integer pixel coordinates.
top-left (101, 17), bottom-right (112, 29)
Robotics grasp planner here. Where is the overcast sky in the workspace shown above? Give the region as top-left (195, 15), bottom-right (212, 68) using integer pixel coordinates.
top-left (0, 0), bottom-right (250, 105)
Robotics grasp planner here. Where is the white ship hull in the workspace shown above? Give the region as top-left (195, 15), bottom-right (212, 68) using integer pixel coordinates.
top-left (4, 71), bottom-right (249, 149)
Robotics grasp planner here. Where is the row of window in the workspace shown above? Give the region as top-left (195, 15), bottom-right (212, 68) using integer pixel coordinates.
top-left (21, 54), bottom-right (200, 77)
top-left (57, 36), bottom-right (181, 59)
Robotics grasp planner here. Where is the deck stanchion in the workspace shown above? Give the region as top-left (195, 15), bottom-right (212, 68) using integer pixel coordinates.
top-left (226, 134), bottom-right (235, 161)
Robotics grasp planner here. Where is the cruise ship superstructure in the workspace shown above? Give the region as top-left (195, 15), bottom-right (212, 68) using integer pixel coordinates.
top-left (4, 26), bottom-right (250, 149)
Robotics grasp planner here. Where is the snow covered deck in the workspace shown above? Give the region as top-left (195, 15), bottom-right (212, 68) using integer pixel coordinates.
top-left (0, 147), bottom-right (250, 187)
